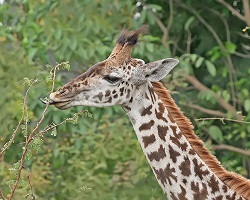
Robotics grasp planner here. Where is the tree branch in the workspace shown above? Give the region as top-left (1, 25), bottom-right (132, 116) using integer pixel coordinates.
top-left (242, 0), bottom-right (250, 27)
top-left (213, 144), bottom-right (250, 156)
top-left (185, 75), bottom-right (242, 120)
top-left (195, 117), bottom-right (250, 124)
top-left (7, 63), bottom-right (65, 199)
top-left (215, 0), bottom-right (246, 22)
top-left (139, 1), bottom-right (170, 49)
top-left (0, 190), bottom-right (6, 200)
top-left (181, 102), bottom-right (227, 117)
top-left (167, 0), bottom-right (174, 31)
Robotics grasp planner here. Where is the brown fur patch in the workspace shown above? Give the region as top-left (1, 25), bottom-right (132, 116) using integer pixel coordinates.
top-left (147, 145), bottom-right (166, 162)
top-left (152, 81), bottom-right (250, 199)
top-left (139, 120), bottom-right (154, 131)
top-left (142, 134), bottom-right (156, 148)
top-left (140, 104), bottom-right (153, 116)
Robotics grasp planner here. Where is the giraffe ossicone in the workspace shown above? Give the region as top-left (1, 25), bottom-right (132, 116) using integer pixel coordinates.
top-left (44, 26), bottom-right (250, 200)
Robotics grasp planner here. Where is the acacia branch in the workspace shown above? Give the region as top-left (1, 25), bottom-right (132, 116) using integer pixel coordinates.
top-left (0, 190), bottom-right (6, 200)
top-left (195, 117), bottom-right (250, 124)
top-left (181, 102), bottom-right (227, 118)
top-left (185, 75), bottom-right (242, 120)
top-left (8, 97), bottom-right (50, 200)
top-left (32, 110), bottom-right (87, 140)
top-left (0, 84), bottom-right (31, 156)
top-left (213, 144), bottom-right (250, 156)
top-left (7, 63), bottom-right (62, 199)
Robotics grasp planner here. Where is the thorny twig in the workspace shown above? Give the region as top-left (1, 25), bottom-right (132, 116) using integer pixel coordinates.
top-left (0, 190), bottom-right (6, 200)
top-left (0, 82), bottom-right (34, 156)
top-left (32, 110), bottom-right (89, 140)
top-left (0, 62), bottom-right (83, 200)
top-left (195, 117), bottom-right (250, 124)
top-left (8, 90), bottom-right (51, 199)
top-left (25, 171), bottom-right (35, 200)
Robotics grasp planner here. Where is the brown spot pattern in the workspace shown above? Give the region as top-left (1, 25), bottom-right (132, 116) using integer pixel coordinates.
top-left (105, 90), bottom-right (111, 97)
top-left (123, 105), bottom-right (131, 111)
top-left (157, 125), bottom-right (168, 141)
top-left (191, 182), bottom-right (208, 200)
top-left (120, 87), bottom-right (124, 95)
top-left (193, 158), bottom-right (210, 180)
top-left (148, 86), bottom-right (156, 102)
top-left (93, 92), bottom-right (103, 101)
top-left (222, 185), bottom-right (228, 193)
top-left (126, 89), bottom-right (131, 98)
top-left (170, 192), bottom-right (179, 200)
top-left (178, 185), bottom-right (188, 200)
top-left (147, 145), bottom-right (166, 162)
top-left (140, 105), bottom-right (153, 116)
top-left (169, 135), bottom-right (181, 148)
top-left (179, 156), bottom-right (191, 177)
top-left (142, 134), bottom-right (156, 148)
top-left (153, 164), bottom-right (177, 187)
top-left (169, 145), bottom-right (181, 163)
top-left (170, 125), bottom-right (178, 135)
top-left (155, 102), bottom-right (168, 123)
top-left (105, 97), bottom-right (112, 103)
top-left (208, 175), bottom-right (219, 194)
top-left (139, 120), bottom-right (155, 131)
top-left (189, 149), bottom-right (196, 155)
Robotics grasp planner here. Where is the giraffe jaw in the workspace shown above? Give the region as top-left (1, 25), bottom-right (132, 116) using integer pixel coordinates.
top-left (40, 97), bottom-right (72, 110)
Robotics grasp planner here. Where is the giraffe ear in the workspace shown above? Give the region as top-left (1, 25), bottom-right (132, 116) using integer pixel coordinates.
top-left (134, 58), bottom-right (178, 82)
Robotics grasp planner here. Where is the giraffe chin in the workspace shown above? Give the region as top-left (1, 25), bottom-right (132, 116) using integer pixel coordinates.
top-left (52, 101), bottom-right (71, 110)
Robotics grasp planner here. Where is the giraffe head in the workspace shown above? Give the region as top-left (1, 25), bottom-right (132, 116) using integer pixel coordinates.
top-left (46, 26), bottom-right (179, 109)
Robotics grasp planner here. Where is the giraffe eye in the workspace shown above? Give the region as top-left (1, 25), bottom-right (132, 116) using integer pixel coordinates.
top-left (103, 75), bottom-right (121, 84)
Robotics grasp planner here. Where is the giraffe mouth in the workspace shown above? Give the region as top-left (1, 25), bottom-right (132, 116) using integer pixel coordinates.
top-left (40, 97), bottom-right (71, 109)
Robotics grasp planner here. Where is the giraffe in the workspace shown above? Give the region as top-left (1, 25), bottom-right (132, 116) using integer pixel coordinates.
top-left (42, 26), bottom-right (250, 199)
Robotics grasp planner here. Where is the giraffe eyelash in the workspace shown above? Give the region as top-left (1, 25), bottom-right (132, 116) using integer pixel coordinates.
top-left (103, 75), bottom-right (121, 84)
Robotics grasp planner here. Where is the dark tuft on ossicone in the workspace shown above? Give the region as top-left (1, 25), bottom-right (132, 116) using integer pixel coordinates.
top-left (116, 25), bottom-right (149, 46)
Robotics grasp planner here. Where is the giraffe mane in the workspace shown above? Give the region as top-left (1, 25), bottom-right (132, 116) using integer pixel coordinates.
top-left (152, 81), bottom-right (250, 199)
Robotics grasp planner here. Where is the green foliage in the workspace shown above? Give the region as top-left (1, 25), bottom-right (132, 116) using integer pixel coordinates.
top-left (1, 0), bottom-right (250, 199)
top-left (209, 125), bottom-right (224, 143)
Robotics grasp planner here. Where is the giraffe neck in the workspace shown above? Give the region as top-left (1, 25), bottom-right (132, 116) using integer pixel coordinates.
top-left (123, 82), bottom-right (245, 200)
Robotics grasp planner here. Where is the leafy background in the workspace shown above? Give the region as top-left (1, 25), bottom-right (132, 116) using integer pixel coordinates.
top-left (0, 0), bottom-right (250, 199)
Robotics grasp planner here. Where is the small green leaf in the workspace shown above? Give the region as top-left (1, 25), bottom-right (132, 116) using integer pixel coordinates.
top-left (185, 16), bottom-right (195, 31)
top-left (244, 99), bottom-right (250, 111)
top-left (70, 38), bottom-right (78, 51)
top-left (147, 4), bottom-right (162, 11)
top-left (139, 10), bottom-right (146, 24)
top-left (64, 63), bottom-right (71, 71)
top-left (195, 57), bottom-right (204, 68)
top-left (146, 43), bottom-right (154, 52)
top-left (205, 60), bottom-right (216, 76)
top-left (190, 54), bottom-right (198, 63)
top-left (222, 90), bottom-right (230, 102)
top-left (209, 125), bottom-right (224, 142)
top-left (225, 41), bottom-right (236, 53)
